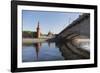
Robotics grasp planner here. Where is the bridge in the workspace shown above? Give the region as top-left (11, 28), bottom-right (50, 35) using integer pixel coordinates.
top-left (55, 13), bottom-right (90, 60)
top-left (56, 13), bottom-right (90, 40)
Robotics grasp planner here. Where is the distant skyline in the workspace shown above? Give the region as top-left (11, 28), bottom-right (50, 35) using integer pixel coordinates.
top-left (22, 10), bottom-right (82, 34)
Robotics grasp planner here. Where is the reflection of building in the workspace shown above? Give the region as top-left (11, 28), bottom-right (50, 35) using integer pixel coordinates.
top-left (33, 43), bottom-right (42, 60)
top-left (36, 21), bottom-right (40, 38)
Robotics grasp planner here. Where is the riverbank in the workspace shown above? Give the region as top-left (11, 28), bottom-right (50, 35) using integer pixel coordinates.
top-left (22, 38), bottom-right (49, 44)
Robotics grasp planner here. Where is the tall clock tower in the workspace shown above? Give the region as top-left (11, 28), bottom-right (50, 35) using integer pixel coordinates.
top-left (36, 21), bottom-right (40, 38)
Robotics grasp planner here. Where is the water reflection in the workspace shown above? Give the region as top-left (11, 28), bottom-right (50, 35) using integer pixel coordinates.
top-left (56, 40), bottom-right (90, 60)
top-left (22, 41), bottom-right (64, 62)
top-left (32, 43), bottom-right (41, 60)
top-left (22, 40), bottom-right (90, 62)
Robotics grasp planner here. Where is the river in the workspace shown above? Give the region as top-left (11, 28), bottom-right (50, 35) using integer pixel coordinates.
top-left (22, 42), bottom-right (64, 62)
top-left (22, 41), bottom-right (90, 62)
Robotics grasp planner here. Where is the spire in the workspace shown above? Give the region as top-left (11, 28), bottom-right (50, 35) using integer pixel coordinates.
top-left (36, 21), bottom-right (40, 38)
top-left (37, 21), bottom-right (40, 28)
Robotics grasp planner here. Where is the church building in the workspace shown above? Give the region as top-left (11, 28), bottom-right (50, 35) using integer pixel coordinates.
top-left (35, 21), bottom-right (53, 38)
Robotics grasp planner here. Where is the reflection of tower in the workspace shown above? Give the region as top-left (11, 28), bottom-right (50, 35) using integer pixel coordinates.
top-left (36, 21), bottom-right (40, 38)
top-left (34, 43), bottom-right (41, 60)
top-left (48, 42), bottom-right (51, 48)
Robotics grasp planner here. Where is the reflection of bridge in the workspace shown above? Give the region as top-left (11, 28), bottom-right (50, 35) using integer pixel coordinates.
top-left (57, 13), bottom-right (90, 39)
top-left (56, 39), bottom-right (90, 59)
top-left (55, 13), bottom-right (90, 60)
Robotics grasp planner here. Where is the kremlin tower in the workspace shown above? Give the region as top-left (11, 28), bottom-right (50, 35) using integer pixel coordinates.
top-left (36, 21), bottom-right (40, 38)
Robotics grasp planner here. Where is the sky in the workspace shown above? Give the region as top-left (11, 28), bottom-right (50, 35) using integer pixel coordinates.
top-left (22, 10), bottom-right (81, 34)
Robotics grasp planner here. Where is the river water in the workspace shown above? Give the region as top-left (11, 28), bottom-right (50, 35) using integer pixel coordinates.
top-left (22, 41), bottom-right (90, 62)
top-left (22, 42), bottom-right (64, 62)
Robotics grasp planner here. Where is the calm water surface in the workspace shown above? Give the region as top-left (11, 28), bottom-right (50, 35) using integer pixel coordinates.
top-left (22, 42), bottom-right (64, 62)
top-left (22, 41), bottom-right (90, 62)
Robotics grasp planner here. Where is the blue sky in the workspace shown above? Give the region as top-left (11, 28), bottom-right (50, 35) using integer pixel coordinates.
top-left (22, 10), bottom-right (81, 34)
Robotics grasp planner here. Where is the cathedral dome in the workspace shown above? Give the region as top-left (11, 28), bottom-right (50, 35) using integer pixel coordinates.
top-left (47, 31), bottom-right (53, 36)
